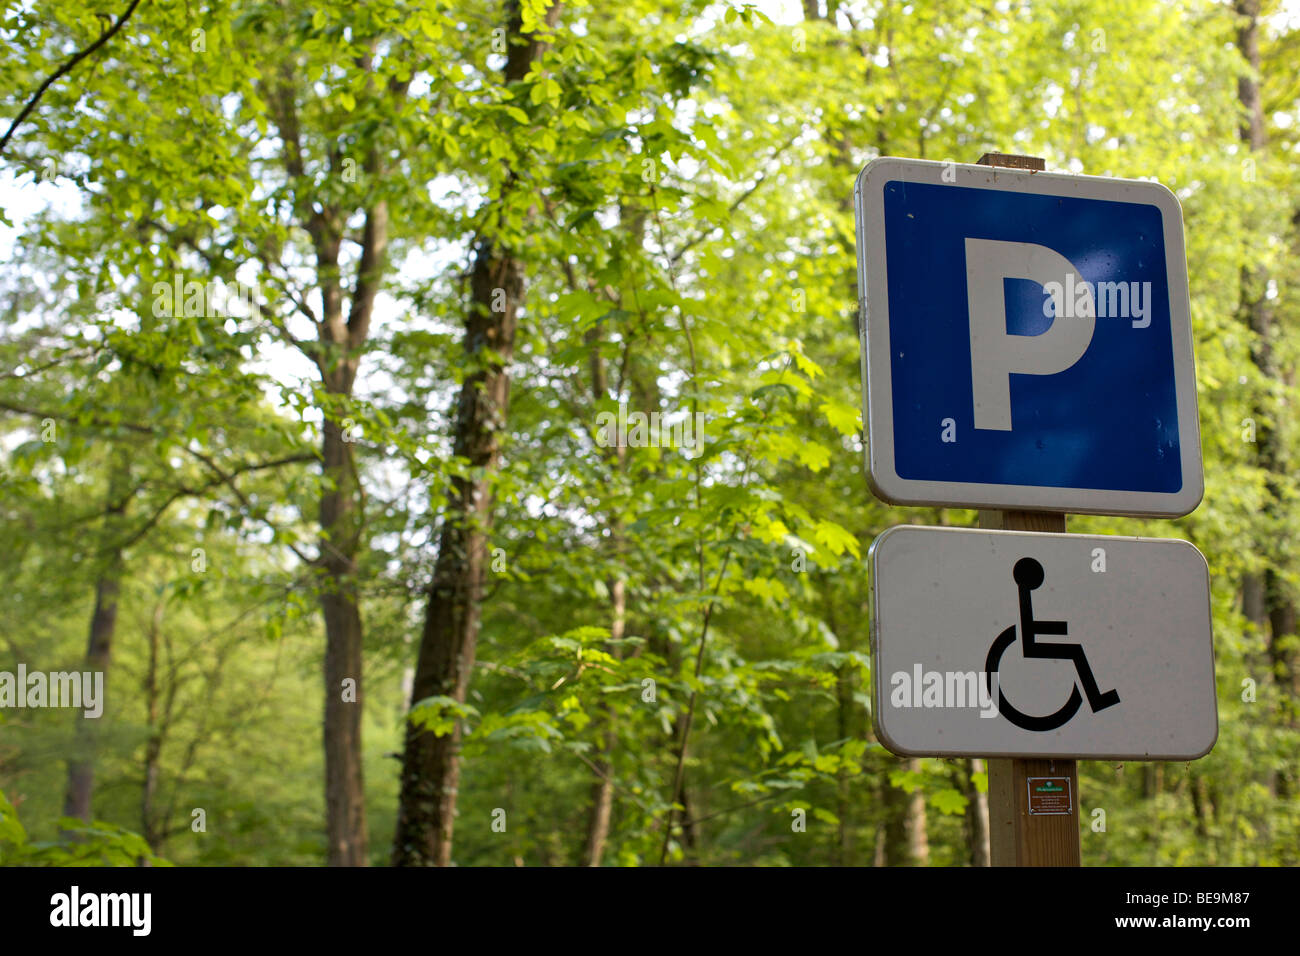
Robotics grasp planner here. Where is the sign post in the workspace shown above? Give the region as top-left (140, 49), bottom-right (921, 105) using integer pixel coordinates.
top-left (854, 148), bottom-right (1216, 867)
top-left (980, 505), bottom-right (1076, 866)
top-left (978, 154), bottom-right (1074, 868)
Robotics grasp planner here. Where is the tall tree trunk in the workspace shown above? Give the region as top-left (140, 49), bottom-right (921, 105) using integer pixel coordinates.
top-left (835, 659), bottom-right (853, 865)
top-left (391, 0), bottom-right (559, 869)
top-left (1147, 763), bottom-right (1164, 865)
top-left (881, 757), bottom-right (928, 865)
top-left (1191, 775), bottom-right (1212, 843)
top-left (906, 759), bottom-right (930, 865)
top-left (63, 453), bottom-right (128, 823)
top-left (1236, 1), bottom-right (1297, 777)
top-left (266, 37), bottom-right (396, 865)
top-left (141, 596), bottom-right (166, 855)
top-left (821, 586), bottom-right (855, 865)
top-left (677, 780), bottom-right (701, 864)
top-left (579, 212), bottom-right (636, 866)
top-left (880, 771), bottom-right (906, 864)
top-left (581, 576), bottom-right (623, 867)
top-left (319, 133), bottom-right (391, 868)
top-left (659, 703), bottom-right (707, 865)
top-left (961, 758), bottom-right (991, 867)
top-left (392, 241), bottom-right (523, 867)
top-left (1241, 573), bottom-right (1266, 631)
top-left (320, 414), bottom-right (368, 866)
top-left (580, 705), bottom-right (617, 867)
top-left (63, 566), bottom-right (121, 821)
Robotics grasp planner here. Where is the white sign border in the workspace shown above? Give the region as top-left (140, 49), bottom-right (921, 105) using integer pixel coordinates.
top-left (854, 157), bottom-right (1204, 517)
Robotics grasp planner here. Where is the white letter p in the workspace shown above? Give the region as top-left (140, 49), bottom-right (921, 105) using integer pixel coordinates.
top-left (965, 238), bottom-right (1095, 431)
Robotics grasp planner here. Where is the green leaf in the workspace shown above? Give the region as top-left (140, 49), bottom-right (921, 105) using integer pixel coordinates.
top-left (812, 520), bottom-right (860, 558)
top-left (796, 441), bottom-right (831, 472)
top-left (812, 807), bottom-right (840, 825)
top-left (820, 400), bottom-right (861, 437)
top-left (931, 788), bottom-right (970, 816)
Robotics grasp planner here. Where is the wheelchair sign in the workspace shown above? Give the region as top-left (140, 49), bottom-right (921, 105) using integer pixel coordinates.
top-left (985, 557), bottom-right (1120, 732)
top-left (869, 525), bottom-right (1217, 760)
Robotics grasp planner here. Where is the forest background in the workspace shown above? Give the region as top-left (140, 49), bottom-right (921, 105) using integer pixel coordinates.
top-left (0, 0), bottom-right (1298, 866)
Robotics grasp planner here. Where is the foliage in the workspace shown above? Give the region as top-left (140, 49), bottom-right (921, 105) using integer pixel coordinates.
top-left (0, 0), bottom-right (1297, 866)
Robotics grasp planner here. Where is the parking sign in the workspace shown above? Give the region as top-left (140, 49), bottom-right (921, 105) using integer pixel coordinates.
top-left (854, 158), bottom-right (1203, 516)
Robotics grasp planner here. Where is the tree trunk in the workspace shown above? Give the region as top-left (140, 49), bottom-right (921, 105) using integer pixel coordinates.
top-left (880, 774), bottom-right (905, 864)
top-left (63, 455), bottom-right (128, 823)
top-left (581, 724), bottom-right (617, 866)
top-left (391, 0), bottom-right (558, 869)
top-left (392, 241), bottom-right (522, 867)
top-left (320, 416), bottom-right (369, 866)
top-left (881, 757), bottom-right (928, 866)
top-left (906, 759), bottom-right (930, 866)
top-left (1242, 573), bottom-right (1266, 631)
top-left (581, 576), bottom-right (623, 867)
top-left (836, 660), bottom-right (853, 865)
top-left (265, 35), bottom-right (396, 867)
top-left (141, 597), bottom-right (166, 855)
top-left (1191, 774), bottom-right (1212, 842)
top-left (1148, 763), bottom-right (1164, 864)
top-left (962, 758), bottom-right (991, 867)
top-left (63, 566), bottom-right (121, 821)
top-left (822, 587), bottom-right (855, 865)
top-left (580, 266), bottom-right (630, 867)
top-left (1236, 1), bottom-right (1297, 766)
top-left (314, 152), bottom-right (390, 868)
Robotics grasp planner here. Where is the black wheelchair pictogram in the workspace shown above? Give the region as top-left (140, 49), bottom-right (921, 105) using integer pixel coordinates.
top-left (984, 557), bottom-right (1120, 732)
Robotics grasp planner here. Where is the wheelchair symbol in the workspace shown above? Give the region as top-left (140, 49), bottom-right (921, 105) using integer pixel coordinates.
top-left (984, 557), bottom-right (1120, 732)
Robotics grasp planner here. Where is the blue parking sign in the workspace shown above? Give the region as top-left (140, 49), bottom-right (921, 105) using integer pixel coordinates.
top-left (854, 158), bottom-right (1203, 516)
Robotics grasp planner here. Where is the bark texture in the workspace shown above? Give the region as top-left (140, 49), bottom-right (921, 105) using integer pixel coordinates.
top-left (391, 1), bottom-right (559, 867)
top-left (62, 455), bottom-right (129, 823)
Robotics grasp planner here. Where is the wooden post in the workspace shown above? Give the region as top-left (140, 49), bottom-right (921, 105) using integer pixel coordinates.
top-left (978, 510), bottom-right (1080, 866)
top-left (975, 152), bottom-right (1082, 867)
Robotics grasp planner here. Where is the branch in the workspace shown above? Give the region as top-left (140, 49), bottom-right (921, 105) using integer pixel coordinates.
top-left (678, 792), bottom-right (786, 829)
top-left (115, 452), bottom-right (318, 553)
top-left (656, 354), bottom-right (794, 865)
top-left (265, 300), bottom-right (319, 361)
top-left (666, 131), bottom-right (801, 266)
top-left (254, 253), bottom-right (326, 370)
top-left (346, 44), bottom-right (410, 351)
top-left (179, 446), bottom-right (317, 565)
top-left (1, 405), bottom-right (317, 560)
top-left (265, 63), bottom-right (339, 263)
top-left (141, 217), bottom-right (224, 272)
top-left (0, 398), bottom-right (156, 435)
top-left (0, 348), bottom-right (96, 381)
top-left (346, 201), bottom-right (389, 350)
top-left (0, 0), bottom-right (147, 160)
